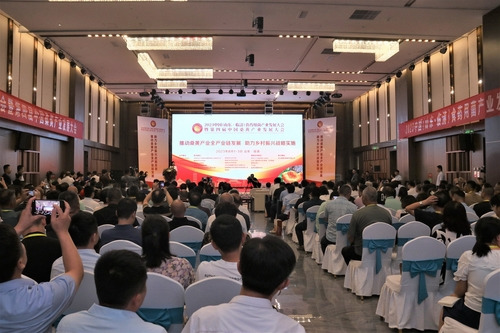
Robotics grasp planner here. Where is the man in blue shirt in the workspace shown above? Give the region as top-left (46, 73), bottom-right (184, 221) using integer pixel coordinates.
top-left (0, 197), bottom-right (83, 332)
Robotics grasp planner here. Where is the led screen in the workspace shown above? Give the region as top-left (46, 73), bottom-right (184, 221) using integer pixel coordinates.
top-left (172, 114), bottom-right (303, 187)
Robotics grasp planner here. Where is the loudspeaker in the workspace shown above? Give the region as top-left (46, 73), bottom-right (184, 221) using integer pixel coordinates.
top-left (204, 102), bottom-right (213, 114)
top-left (325, 104), bottom-right (335, 115)
top-left (140, 103), bottom-right (150, 116)
top-left (264, 101), bottom-right (273, 114)
top-left (458, 134), bottom-right (475, 152)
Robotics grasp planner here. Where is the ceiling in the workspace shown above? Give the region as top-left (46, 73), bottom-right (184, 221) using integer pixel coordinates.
top-left (1, 0), bottom-right (500, 112)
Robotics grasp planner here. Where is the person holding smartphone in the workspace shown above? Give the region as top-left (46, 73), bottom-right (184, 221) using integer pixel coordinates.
top-left (0, 197), bottom-right (83, 332)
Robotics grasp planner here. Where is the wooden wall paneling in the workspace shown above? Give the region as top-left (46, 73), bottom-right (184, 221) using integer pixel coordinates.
top-left (113, 97), bottom-right (120, 148)
top-left (41, 47), bottom-right (54, 111)
top-left (0, 15), bottom-right (7, 91)
top-left (84, 76), bottom-right (90, 140)
top-left (378, 86), bottom-right (388, 142)
top-left (89, 80), bottom-right (98, 142)
top-left (388, 79), bottom-right (397, 140)
top-left (430, 52), bottom-right (445, 111)
top-left (18, 33), bottom-right (34, 102)
top-left (352, 99), bottom-right (360, 148)
top-left (35, 39), bottom-right (43, 107)
top-left (360, 94), bottom-right (369, 146)
top-left (412, 62), bottom-right (425, 118)
top-left (368, 90), bottom-right (377, 144)
top-left (106, 92), bottom-right (113, 146)
top-left (58, 59), bottom-right (70, 117)
top-left (453, 37), bottom-right (470, 102)
top-left (99, 86), bottom-right (107, 145)
top-left (467, 30), bottom-right (479, 96)
top-left (10, 23), bottom-right (20, 97)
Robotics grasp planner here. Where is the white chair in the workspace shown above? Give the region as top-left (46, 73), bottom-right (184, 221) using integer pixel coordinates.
top-left (344, 222), bottom-right (396, 297)
top-left (99, 239), bottom-right (142, 255)
top-left (393, 214), bottom-right (415, 230)
top-left (136, 215), bottom-right (144, 226)
top-left (169, 225), bottom-right (204, 254)
top-left (387, 208), bottom-right (397, 216)
top-left (471, 222), bottom-right (477, 236)
top-left (199, 243), bottom-right (221, 263)
top-left (185, 216), bottom-right (203, 229)
top-left (439, 235), bottom-right (476, 296)
top-left (97, 224), bottom-right (114, 237)
top-left (467, 211), bottom-right (480, 223)
top-left (432, 223), bottom-right (442, 235)
top-left (304, 205), bottom-right (320, 253)
top-left (137, 272), bottom-right (185, 333)
top-left (311, 210), bottom-right (326, 264)
top-left (391, 221), bottom-right (431, 274)
top-left (284, 198), bottom-right (299, 236)
top-left (162, 215), bottom-right (173, 222)
top-left (322, 214), bottom-right (352, 276)
top-left (169, 241), bottom-right (196, 268)
top-left (185, 276), bottom-right (242, 318)
top-left (62, 270), bottom-right (98, 315)
top-left (480, 211), bottom-right (496, 218)
top-left (440, 268), bottom-right (500, 333)
top-left (376, 236), bottom-right (446, 331)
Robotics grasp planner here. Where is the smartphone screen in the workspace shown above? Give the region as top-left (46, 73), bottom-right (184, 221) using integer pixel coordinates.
top-left (31, 200), bottom-right (63, 216)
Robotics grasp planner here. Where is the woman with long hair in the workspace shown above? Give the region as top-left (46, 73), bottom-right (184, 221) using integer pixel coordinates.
top-left (141, 215), bottom-right (194, 288)
top-left (432, 201), bottom-right (471, 246)
top-left (440, 217), bottom-right (500, 329)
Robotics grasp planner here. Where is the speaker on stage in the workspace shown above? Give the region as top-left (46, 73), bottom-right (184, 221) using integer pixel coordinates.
top-left (458, 133), bottom-right (475, 152)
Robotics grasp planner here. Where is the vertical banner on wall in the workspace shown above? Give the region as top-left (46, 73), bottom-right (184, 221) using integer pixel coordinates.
top-left (137, 116), bottom-right (169, 183)
top-left (304, 117), bottom-right (336, 182)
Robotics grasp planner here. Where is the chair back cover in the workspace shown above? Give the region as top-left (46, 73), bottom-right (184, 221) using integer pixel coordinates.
top-left (466, 211), bottom-right (479, 223)
top-left (170, 225), bottom-right (204, 253)
top-left (361, 222), bottom-right (396, 273)
top-left (185, 276), bottom-right (242, 317)
top-left (99, 239), bottom-right (142, 255)
top-left (479, 268), bottom-right (500, 332)
top-left (97, 224), bottom-right (114, 237)
top-left (169, 241), bottom-right (197, 268)
top-left (63, 270), bottom-right (98, 315)
top-left (199, 243), bottom-right (222, 262)
top-left (306, 205), bottom-right (320, 234)
top-left (185, 216), bottom-right (203, 229)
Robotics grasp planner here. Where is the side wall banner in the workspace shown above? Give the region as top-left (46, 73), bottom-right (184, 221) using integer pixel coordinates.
top-left (137, 116), bottom-right (169, 183)
top-left (305, 117), bottom-right (336, 182)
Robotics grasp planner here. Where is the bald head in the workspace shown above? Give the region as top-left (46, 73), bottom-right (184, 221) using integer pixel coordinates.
top-left (171, 199), bottom-right (186, 218)
top-left (219, 193), bottom-right (234, 204)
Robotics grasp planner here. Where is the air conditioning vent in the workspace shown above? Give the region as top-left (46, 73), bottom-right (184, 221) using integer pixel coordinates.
top-left (349, 10), bottom-right (380, 20)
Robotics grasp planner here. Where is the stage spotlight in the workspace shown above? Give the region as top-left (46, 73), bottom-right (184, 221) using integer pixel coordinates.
top-left (306, 91), bottom-right (311, 96)
top-left (319, 91), bottom-right (324, 96)
top-left (165, 89), bottom-right (170, 94)
top-left (423, 55), bottom-right (430, 63)
top-left (229, 89), bottom-right (234, 94)
top-left (252, 89), bottom-right (257, 95)
top-left (218, 89), bottom-right (223, 94)
top-left (376, 82), bottom-right (381, 88)
top-left (245, 54), bottom-right (254, 66)
top-left (80, 68), bottom-right (87, 75)
top-left (266, 89), bottom-right (271, 95)
top-left (58, 51), bottom-right (65, 60)
top-left (293, 91), bottom-right (298, 95)
top-left (178, 89), bottom-right (183, 94)
top-left (279, 89), bottom-right (284, 95)
top-left (98, 81), bottom-right (103, 87)
top-left (237, 89), bottom-right (246, 97)
top-left (70, 60), bottom-right (77, 68)
top-left (192, 89), bottom-right (197, 94)
top-left (386, 76), bottom-right (391, 83)
top-left (44, 39), bottom-right (52, 49)
top-left (332, 93), bottom-right (343, 98)
top-left (205, 89), bottom-right (210, 94)
top-left (440, 46), bottom-right (448, 54)
top-left (396, 70), bottom-right (402, 78)
top-left (409, 63), bottom-right (415, 71)
top-left (89, 75), bottom-right (95, 81)
top-left (253, 16), bottom-right (264, 33)
top-left (151, 89), bottom-right (156, 95)
top-left (242, 79), bottom-right (248, 87)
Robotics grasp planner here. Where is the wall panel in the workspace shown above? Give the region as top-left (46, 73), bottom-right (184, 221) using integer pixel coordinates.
top-left (113, 97), bottom-right (120, 147)
top-left (18, 33), bottom-right (34, 102)
top-left (89, 79), bottom-right (98, 142)
top-left (360, 94), bottom-right (368, 146)
top-left (41, 48), bottom-right (54, 111)
top-left (378, 86), bottom-right (388, 142)
top-left (389, 79), bottom-right (397, 140)
top-left (0, 15), bottom-right (7, 91)
top-left (430, 52), bottom-right (444, 111)
top-left (58, 59), bottom-right (70, 116)
top-left (106, 92), bottom-right (114, 145)
top-left (467, 31), bottom-right (479, 96)
top-left (98, 87), bottom-right (107, 145)
top-left (368, 90), bottom-right (377, 144)
top-left (11, 24), bottom-right (20, 97)
top-left (453, 37), bottom-right (470, 102)
top-left (412, 62), bottom-right (426, 117)
top-left (352, 99), bottom-right (360, 148)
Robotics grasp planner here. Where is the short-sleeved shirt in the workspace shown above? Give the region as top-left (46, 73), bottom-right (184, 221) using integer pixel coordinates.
top-left (0, 275), bottom-right (76, 333)
top-left (453, 249), bottom-right (500, 313)
top-left (196, 259), bottom-right (241, 282)
top-left (324, 197), bottom-right (358, 243)
top-left (58, 303), bottom-right (166, 333)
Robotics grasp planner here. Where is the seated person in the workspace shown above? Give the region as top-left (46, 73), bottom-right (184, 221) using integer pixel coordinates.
top-left (51, 211), bottom-right (100, 278)
top-left (183, 236), bottom-right (305, 333)
top-left (93, 188), bottom-right (122, 226)
top-left (196, 214), bottom-right (246, 282)
top-left (185, 191), bottom-right (209, 229)
top-left (100, 198), bottom-right (141, 247)
top-left (0, 188), bottom-right (20, 227)
top-left (58, 250), bottom-right (166, 332)
top-left (440, 217), bottom-right (500, 330)
top-left (169, 199), bottom-right (202, 231)
top-left (0, 198), bottom-right (83, 332)
top-left (142, 215), bottom-right (194, 288)
top-left (143, 188), bottom-right (172, 217)
top-left (432, 201), bottom-right (471, 246)
top-left (205, 200), bottom-right (247, 233)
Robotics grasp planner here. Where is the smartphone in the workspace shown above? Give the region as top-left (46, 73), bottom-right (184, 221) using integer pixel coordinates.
top-left (28, 190), bottom-right (34, 197)
top-left (159, 181), bottom-right (165, 188)
top-left (31, 200), bottom-right (64, 216)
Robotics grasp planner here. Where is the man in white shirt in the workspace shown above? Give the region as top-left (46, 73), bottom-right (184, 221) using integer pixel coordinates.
top-left (436, 165), bottom-right (445, 186)
top-left (80, 186), bottom-right (102, 212)
top-left (183, 236), bottom-right (305, 333)
top-left (51, 211), bottom-right (100, 278)
top-left (58, 250), bottom-right (166, 333)
top-left (391, 169), bottom-right (402, 182)
top-left (196, 214), bottom-right (246, 282)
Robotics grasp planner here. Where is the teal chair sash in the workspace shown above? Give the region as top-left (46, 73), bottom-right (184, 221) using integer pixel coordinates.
top-left (182, 241), bottom-right (202, 254)
top-left (482, 297), bottom-right (500, 325)
top-left (199, 254), bottom-right (221, 262)
top-left (402, 258), bottom-right (443, 304)
top-left (362, 238), bottom-right (394, 274)
top-left (392, 222), bottom-right (404, 230)
top-left (137, 307), bottom-right (184, 330)
top-left (298, 207), bottom-right (304, 215)
top-left (336, 223), bottom-right (350, 235)
top-left (397, 237), bottom-right (412, 247)
top-left (306, 212), bottom-right (317, 221)
top-left (445, 258), bottom-right (459, 272)
top-left (319, 216), bottom-right (327, 225)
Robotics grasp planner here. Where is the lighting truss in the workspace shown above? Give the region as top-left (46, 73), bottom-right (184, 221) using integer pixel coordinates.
top-left (124, 36), bottom-right (212, 50)
top-left (333, 39), bottom-right (399, 62)
top-left (157, 80), bottom-right (188, 89)
top-left (287, 82), bottom-right (336, 92)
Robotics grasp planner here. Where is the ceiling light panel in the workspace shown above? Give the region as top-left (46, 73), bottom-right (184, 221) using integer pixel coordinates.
top-left (287, 82), bottom-right (336, 91)
top-left (333, 39), bottom-right (399, 62)
top-left (124, 36), bottom-right (212, 50)
top-left (157, 80), bottom-right (188, 89)
top-left (157, 68), bottom-right (213, 79)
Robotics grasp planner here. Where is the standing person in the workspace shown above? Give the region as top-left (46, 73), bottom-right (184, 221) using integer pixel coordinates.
top-left (351, 168), bottom-right (360, 187)
top-left (0, 198), bottom-right (83, 332)
top-left (2, 164), bottom-right (12, 186)
top-left (436, 165), bottom-right (445, 186)
top-left (58, 250), bottom-right (166, 333)
top-left (13, 165), bottom-right (24, 185)
top-left (341, 186), bottom-right (392, 265)
top-left (321, 185), bottom-right (358, 254)
top-left (183, 236), bottom-right (305, 333)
